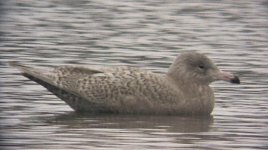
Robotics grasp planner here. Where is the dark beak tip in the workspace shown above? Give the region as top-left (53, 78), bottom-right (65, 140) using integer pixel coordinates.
top-left (231, 76), bottom-right (240, 84)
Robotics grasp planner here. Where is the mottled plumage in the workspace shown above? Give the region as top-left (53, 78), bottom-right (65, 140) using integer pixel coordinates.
top-left (10, 52), bottom-right (240, 115)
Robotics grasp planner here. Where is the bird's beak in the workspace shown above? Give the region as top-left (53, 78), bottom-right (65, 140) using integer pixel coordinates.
top-left (217, 70), bottom-right (240, 84)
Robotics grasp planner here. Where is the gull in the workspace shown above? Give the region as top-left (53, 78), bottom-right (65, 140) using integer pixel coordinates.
top-left (10, 52), bottom-right (240, 115)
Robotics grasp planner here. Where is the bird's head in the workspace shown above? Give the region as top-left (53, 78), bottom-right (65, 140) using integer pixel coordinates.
top-left (168, 52), bottom-right (240, 85)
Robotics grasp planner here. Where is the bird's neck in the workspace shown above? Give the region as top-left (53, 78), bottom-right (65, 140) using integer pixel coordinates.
top-left (166, 74), bottom-right (215, 115)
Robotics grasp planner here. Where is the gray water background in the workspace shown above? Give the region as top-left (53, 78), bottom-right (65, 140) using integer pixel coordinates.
top-left (0, 0), bottom-right (268, 149)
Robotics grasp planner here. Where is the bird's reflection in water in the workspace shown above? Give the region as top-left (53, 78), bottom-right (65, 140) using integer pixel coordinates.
top-left (45, 112), bottom-right (213, 133)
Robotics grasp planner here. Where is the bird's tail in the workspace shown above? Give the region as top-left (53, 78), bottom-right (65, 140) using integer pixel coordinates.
top-left (9, 61), bottom-right (56, 86)
top-left (9, 61), bottom-right (95, 112)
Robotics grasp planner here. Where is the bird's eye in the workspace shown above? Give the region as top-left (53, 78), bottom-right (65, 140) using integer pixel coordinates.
top-left (198, 65), bottom-right (205, 69)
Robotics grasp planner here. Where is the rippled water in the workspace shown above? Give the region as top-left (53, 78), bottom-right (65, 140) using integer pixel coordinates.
top-left (0, 0), bottom-right (268, 149)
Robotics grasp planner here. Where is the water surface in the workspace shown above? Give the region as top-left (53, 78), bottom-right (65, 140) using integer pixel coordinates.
top-left (0, 0), bottom-right (268, 149)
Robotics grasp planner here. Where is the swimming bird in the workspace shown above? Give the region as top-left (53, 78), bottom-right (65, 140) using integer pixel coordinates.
top-left (10, 52), bottom-right (240, 115)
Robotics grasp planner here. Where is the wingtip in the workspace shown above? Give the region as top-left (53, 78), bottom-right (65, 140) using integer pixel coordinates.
top-left (9, 61), bottom-right (21, 67)
top-left (8, 61), bottom-right (32, 73)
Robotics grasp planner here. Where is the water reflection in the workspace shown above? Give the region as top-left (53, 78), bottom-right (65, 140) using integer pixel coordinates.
top-left (47, 113), bottom-right (214, 133)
